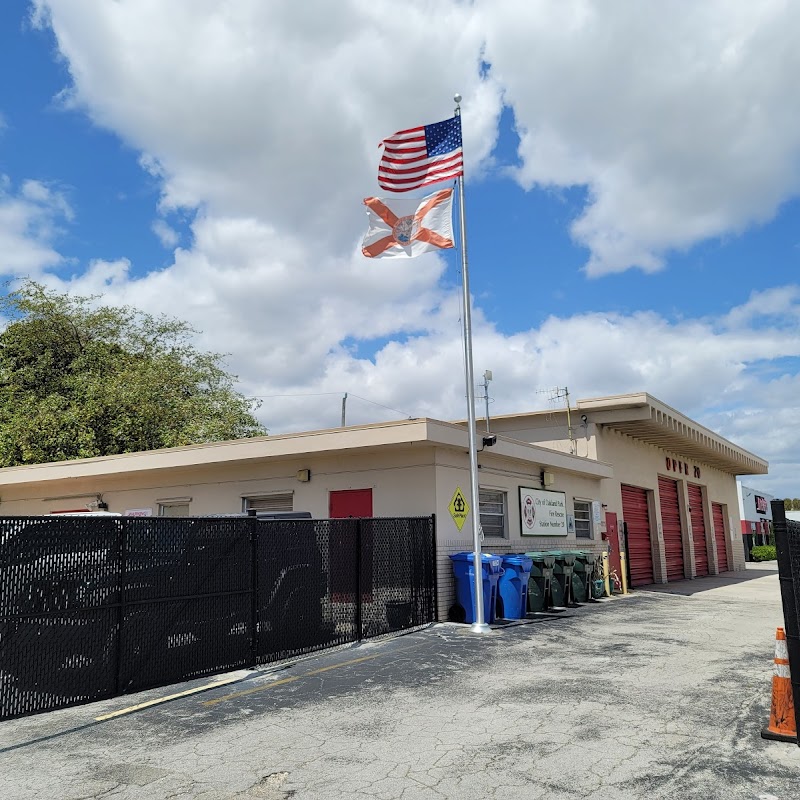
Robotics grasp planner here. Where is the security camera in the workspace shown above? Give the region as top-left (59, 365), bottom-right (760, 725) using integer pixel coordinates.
top-left (482, 434), bottom-right (497, 447)
top-left (580, 414), bottom-right (588, 424)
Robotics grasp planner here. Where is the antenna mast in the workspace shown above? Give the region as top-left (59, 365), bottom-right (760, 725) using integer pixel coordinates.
top-left (544, 386), bottom-right (575, 454)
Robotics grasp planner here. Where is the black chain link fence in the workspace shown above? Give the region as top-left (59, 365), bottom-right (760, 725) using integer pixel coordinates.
top-left (770, 500), bottom-right (800, 745)
top-left (0, 514), bottom-right (436, 720)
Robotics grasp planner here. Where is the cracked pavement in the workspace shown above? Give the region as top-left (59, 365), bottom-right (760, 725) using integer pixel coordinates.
top-left (2, 563), bottom-right (799, 799)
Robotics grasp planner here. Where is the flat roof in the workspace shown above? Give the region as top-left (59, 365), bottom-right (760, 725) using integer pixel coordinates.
top-left (0, 417), bottom-right (613, 490)
top-left (478, 392), bottom-right (767, 476)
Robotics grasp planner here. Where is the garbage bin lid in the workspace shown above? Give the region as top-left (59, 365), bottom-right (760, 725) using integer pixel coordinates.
top-left (449, 552), bottom-right (502, 568)
top-left (501, 554), bottom-right (533, 568)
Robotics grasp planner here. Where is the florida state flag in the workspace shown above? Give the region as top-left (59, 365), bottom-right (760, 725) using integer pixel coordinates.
top-left (361, 188), bottom-right (455, 259)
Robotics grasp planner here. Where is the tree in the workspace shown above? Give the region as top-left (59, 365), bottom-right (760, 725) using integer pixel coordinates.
top-left (0, 280), bottom-right (266, 466)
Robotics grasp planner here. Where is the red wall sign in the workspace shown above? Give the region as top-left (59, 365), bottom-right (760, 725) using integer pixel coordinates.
top-left (664, 457), bottom-right (701, 479)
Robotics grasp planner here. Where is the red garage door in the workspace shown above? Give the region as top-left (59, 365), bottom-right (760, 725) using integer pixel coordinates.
top-left (688, 484), bottom-right (708, 577)
top-left (658, 477), bottom-right (685, 582)
top-left (712, 502), bottom-right (728, 572)
top-left (621, 484), bottom-right (654, 587)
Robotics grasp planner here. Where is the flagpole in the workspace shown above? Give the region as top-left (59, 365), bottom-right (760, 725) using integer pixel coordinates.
top-left (454, 93), bottom-right (490, 634)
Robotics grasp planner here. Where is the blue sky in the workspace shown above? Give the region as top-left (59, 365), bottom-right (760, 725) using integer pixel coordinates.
top-left (1, 1), bottom-right (799, 497)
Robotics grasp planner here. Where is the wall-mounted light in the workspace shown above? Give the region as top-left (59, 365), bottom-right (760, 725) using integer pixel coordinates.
top-left (297, 469), bottom-right (311, 483)
top-left (482, 435), bottom-right (497, 448)
top-left (541, 470), bottom-right (555, 487)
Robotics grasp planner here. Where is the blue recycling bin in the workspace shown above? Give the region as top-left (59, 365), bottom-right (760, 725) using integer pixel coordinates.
top-left (449, 552), bottom-right (503, 624)
top-left (497, 554), bottom-right (533, 619)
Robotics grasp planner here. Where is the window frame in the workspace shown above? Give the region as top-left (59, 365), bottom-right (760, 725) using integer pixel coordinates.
top-left (479, 487), bottom-right (508, 539)
top-left (241, 492), bottom-right (294, 514)
top-left (573, 498), bottom-right (593, 540)
top-left (158, 502), bottom-right (191, 517)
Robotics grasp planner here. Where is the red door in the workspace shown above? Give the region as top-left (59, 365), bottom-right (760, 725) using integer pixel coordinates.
top-left (329, 489), bottom-right (373, 602)
top-left (621, 485), bottom-right (654, 587)
top-left (688, 484), bottom-right (708, 577)
top-left (605, 512), bottom-right (623, 585)
top-left (329, 489), bottom-right (373, 518)
top-left (658, 477), bottom-right (685, 582)
top-left (712, 502), bottom-right (728, 572)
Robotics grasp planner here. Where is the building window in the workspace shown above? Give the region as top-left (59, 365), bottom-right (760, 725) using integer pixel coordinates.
top-left (242, 493), bottom-right (293, 514)
top-left (479, 488), bottom-right (507, 538)
top-left (574, 499), bottom-right (592, 539)
top-left (158, 502), bottom-right (190, 517)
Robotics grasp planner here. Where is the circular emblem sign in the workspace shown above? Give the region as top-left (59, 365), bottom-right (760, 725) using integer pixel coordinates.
top-left (392, 215), bottom-right (416, 245)
top-left (522, 495), bottom-right (536, 529)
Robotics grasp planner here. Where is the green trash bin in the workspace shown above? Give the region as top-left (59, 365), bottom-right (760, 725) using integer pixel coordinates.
top-left (524, 552), bottom-right (556, 612)
top-left (551, 551), bottom-right (577, 608)
top-left (568, 550), bottom-right (591, 603)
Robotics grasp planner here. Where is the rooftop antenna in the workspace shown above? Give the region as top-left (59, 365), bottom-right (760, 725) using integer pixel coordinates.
top-left (480, 370), bottom-right (493, 432)
top-left (541, 386), bottom-right (575, 454)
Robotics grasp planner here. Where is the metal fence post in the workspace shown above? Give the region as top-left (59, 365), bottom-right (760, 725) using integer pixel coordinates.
top-left (114, 518), bottom-right (126, 696)
top-left (771, 500), bottom-right (800, 744)
top-left (355, 519), bottom-right (363, 641)
top-left (250, 517), bottom-right (259, 667)
top-left (430, 514), bottom-right (438, 622)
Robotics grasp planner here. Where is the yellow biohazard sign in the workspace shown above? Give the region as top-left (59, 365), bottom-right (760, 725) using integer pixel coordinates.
top-left (449, 487), bottom-right (470, 531)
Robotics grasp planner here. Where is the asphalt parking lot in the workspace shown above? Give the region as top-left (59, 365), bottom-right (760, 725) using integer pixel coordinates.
top-left (2, 563), bottom-right (799, 800)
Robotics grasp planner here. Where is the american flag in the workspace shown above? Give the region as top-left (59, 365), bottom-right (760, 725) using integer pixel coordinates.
top-left (378, 116), bottom-right (463, 193)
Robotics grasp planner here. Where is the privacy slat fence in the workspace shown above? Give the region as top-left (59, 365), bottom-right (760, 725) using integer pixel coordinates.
top-left (771, 500), bottom-right (800, 746)
top-left (0, 515), bottom-right (436, 720)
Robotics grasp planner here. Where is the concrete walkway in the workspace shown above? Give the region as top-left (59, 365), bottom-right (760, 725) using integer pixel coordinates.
top-left (2, 563), bottom-right (799, 799)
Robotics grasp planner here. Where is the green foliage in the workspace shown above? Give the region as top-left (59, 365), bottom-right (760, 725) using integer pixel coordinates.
top-left (0, 280), bottom-right (266, 466)
top-left (750, 545), bottom-right (777, 562)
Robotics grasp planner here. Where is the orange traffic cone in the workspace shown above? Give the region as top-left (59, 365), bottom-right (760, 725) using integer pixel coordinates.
top-left (761, 627), bottom-right (797, 743)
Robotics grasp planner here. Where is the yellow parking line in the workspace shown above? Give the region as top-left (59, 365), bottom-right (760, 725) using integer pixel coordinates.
top-left (305, 653), bottom-right (382, 675)
top-left (201, 655), bottom-right (382, 706)
top-left (196, 640), bottom-right (428, 710)
top-left (202, 675), bottom-right (299, 707)
top-left (96, 675), bottom-right (243, 721)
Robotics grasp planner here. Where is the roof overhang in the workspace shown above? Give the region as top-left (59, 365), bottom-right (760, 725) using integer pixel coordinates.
top-left (0, 417), bottom-right (613, 492)
top-left (576, 393), bottom-right (768, 476)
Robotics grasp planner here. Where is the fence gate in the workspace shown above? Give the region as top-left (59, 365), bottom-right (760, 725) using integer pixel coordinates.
top-left (0, 514), bottom-right (436, 720)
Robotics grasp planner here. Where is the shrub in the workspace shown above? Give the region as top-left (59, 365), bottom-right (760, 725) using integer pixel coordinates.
top-left (751, 545), bottom-right (777, 562)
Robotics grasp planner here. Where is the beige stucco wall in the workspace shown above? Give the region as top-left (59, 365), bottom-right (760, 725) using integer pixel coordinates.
top-left (0, 437), bottom-right (611, 621)
top-left (431, 448), bottom-right (607, 617)
top-left (594, 427), bottom-right (744, 577)
top-left (488, 416), bottom-right (747, 579)
top-left (478, 416), bottom-right (598, 460)
top-left (0, 447), bottom-right (438, 519)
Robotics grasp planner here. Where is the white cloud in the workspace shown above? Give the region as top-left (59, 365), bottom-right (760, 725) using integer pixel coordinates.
top-left (479, 0), bottom-right (800, 275)
top-left (17, 0), bottom-right (800, 498)
top-left (33, 0), bottom-right (501, 253)
top-left (0, 175), bottom-right (71, 275)
top-left (151, 219), bottom-right (179, 249)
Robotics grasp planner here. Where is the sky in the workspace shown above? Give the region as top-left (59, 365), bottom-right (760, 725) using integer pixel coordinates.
top-left (1, 0), bottom-right (798, 498)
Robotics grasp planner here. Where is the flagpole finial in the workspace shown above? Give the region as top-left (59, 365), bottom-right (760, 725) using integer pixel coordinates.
top-left (454, 92), bottom-right (462, 106)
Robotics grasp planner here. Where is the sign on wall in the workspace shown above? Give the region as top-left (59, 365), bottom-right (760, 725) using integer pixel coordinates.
top-left (755, 495), bottom-right (768, 515)
top-left (519, 487), bottom-right (568, 536)
top-left (448, 487), bottom-right (469, 531)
